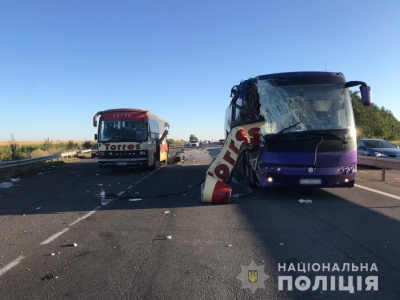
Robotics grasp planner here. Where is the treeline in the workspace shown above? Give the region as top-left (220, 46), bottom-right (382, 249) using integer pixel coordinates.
top-left (351, 91), bottom-right (400, 140)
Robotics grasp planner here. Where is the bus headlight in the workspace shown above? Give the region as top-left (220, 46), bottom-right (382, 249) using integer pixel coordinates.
top-left (140, 151), bottom-right (146, 156)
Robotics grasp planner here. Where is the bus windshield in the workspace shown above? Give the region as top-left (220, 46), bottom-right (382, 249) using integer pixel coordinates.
top-left (257, 80), bottom-right (355, 134)
top-left (99, 120), bottom-right (148, 142)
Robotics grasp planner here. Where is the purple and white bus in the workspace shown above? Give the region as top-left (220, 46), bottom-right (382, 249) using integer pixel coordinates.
top-left (224, 71), bottom-right (371, 188)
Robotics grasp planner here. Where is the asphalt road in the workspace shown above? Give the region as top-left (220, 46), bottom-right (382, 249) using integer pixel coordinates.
top-left (1, 144), bottom-right (400, 299)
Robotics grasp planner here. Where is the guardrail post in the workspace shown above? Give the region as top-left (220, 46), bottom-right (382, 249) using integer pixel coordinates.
top-left (382, 168), bottom-right (386, 182)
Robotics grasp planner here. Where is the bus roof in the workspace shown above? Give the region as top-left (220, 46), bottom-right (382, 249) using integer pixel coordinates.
top-left (256, 71), bottom-right (346, 86)
top-left (93, 108), bottom-right (169, 127)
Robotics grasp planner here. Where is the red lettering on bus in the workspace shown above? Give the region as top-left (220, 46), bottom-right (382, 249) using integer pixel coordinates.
top-left (136, 144), bottom-right (140, 149)
top-left (248, 127), bottom-right (261, 145)
top-left (110, 145), bottom-right (116, 150)
top-left (223, 151), bottom-right (236, 166)
top-left (215, 164), bottom-right (230, 181)
top-left (229, 139), bottom-right (239, 155)
top-left (105, 143), bottom-right (110, 150)
top-left (128, 144), bottom-right (134, 150)
top-left (235, 129), bottom-right (248, 143)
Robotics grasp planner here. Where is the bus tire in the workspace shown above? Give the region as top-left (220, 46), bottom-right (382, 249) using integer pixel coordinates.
top-left (150, 155), bottom-right (156, 169)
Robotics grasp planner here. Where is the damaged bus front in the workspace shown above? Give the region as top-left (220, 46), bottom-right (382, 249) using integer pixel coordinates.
top-left (202, 72), bottom-right (371, 204)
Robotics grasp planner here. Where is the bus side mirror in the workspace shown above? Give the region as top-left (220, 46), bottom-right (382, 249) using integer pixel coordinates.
top-left (345, 81), bottom-right (372, 106)
top-left (360, 85), bottom-right (372, 106)
top-left (94, 134), bottom-right (98, 141)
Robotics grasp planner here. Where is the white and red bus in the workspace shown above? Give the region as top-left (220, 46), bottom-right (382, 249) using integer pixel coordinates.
top-left (93, 108), bottom-right (169, 171)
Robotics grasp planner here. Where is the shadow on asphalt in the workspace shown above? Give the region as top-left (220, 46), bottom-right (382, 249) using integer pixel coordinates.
top-left (1, 158), bottom-right (399, 298)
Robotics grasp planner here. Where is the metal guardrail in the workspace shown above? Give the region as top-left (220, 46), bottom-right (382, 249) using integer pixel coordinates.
top-left (357, 156), bottom-right (400, 181)
top-left (0, 149), bottom-right (93, 170)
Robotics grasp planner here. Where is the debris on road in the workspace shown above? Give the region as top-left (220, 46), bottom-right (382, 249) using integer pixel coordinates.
top-left (298, 199), bottom-right (312, 204)
top-left (166, 236), bottom-right (172, 240)
top-left (0, 182), bottom-right (13, 188)
top-left (163, 211), bottom-right (170, 214)
top-left (41, 274), bottom-right (57, 281)
top-left (129, 198), bottom-right (142, 201)
top-left (37, 172), bottom-right (43, 176)
top-left (10, 178), bottom-right (20, 183)
top-left (36, 207), bottom-right (41, 210)
top-left (62, 243), bottom-right (77, 247)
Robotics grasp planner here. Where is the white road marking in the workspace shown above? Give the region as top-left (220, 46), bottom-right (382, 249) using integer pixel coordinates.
top-left (354, 184), bottom-right (400, 201)
top-left (40, 166), bottom-right (164, 245)
top-left (40, 228), bottom-right (70, 245)
top-left (0, 255), bottom-right (25, 277)
top-left (69, 207), bottom-right (101, 226)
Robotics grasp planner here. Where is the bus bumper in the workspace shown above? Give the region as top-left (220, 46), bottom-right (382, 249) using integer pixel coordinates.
top-left (98, 158), bottom-right (149, 168)
top-left (258, 166), bottom-right (356, 188)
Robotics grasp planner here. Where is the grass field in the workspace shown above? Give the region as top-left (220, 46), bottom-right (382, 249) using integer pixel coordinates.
top-left (0, 140), bottom-right (91, 146)
top-left (0, 139), bottom-right (96, 162)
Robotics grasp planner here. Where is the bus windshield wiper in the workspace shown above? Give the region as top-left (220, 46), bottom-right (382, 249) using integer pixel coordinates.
top-left (277, 121), bottom-right (303, 135)
top-left (312, 132), bottom-right (347, 143)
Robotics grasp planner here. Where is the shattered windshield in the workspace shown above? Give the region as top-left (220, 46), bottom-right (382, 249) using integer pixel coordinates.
top-left (99, 120), bottom-right (148, 142)
top-left (257, 80), bottom-right (355, 135)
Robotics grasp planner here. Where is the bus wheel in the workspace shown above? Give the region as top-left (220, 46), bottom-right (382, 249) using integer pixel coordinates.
top-left (150, 155), bottom-right (156, 169)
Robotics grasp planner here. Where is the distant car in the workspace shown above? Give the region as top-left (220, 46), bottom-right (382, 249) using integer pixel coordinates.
top-left (91, 147), bottom-right (99, 158)
top-left (357, 139), bottom-right (400, 159)
top-left (190, 140), bottom-right (199, 148)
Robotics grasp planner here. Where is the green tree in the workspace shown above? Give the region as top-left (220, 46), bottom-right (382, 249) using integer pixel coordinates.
top-left (351, 91), bottom-right (400, 140)
top-left (189, 134), bottom-right (198, 141)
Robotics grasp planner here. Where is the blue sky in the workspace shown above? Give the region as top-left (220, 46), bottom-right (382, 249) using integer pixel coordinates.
top-left (1, 0), bottom-right (399, 142)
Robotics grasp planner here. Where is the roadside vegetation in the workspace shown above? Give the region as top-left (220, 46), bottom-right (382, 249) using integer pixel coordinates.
top-left (0, 136), bottom-right (96, 162)
top-left (351, 91), bottom-right (400, 145)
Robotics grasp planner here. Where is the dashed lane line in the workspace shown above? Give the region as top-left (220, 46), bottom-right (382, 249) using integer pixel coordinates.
top-left (39, 165), bottom-right (166, 245)
top-left (354, 184), bottom-right (400, 201)
top-left (0, 255), bottom-right (25, 277)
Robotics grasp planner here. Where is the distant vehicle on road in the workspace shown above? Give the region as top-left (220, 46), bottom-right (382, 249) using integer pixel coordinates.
top-left (190, 140), bottom-right (199, 148)
top-left (357, 138), bottom-right (400, 158)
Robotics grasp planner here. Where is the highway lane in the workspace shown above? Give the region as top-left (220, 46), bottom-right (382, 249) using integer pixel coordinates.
top-left (0, 147), bottom-right (400, 299)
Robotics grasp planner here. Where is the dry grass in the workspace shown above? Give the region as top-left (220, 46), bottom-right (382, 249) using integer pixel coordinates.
top-left (0, 140), bottom-right (90, 146)
top-left (391, 140), bottom-right (400, 147)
